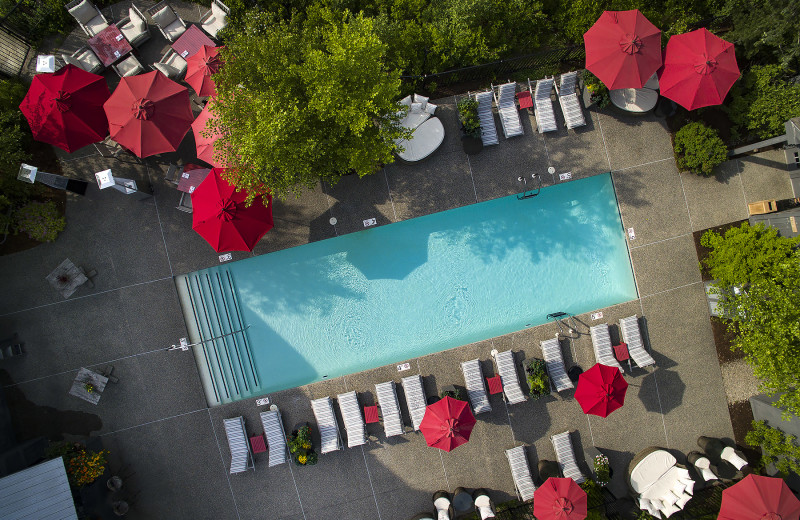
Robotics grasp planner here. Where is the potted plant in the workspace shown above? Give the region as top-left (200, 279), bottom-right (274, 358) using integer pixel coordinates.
top-left (525, 359), bottom-right (550, 399)
top-left (47, 442), bottom-right (109, 488)
top-left (440, 385), bottom-right (466, 401)
top-left (289, 424), bottom-right (318, 466)
top-left (593, 453), bottom-right (611, 486)
top-left (457, 97), bottom-right (483, 155)
top-left (84, 382), bottom-right (95, 394)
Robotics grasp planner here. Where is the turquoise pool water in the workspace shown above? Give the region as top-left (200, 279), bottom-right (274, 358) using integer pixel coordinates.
top-left (191, 173), bottom-right (637, 396)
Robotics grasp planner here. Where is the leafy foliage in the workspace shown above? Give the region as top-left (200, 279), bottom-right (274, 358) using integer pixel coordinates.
top-left (14, 201), bottom-right (66, 242)
top-left (289, 424), bottom-right (318, 465)
top-left (457, 97), bottom-right (481, 138)
top-left (583, 70), bottom-right (610, 108)
top-left (725, 65), bottom-right (800, 143)
top-left (212, 8), bottom-right (410, 200)
top-left (525, 358), bottom-right (550, 398)
top-left (47, 442), bottom-right (109, 488)
top-left (0, 78), bottom-right (35, 205)
top-left (673, 122), bottom-right (728, 176)
top-left (746, 420), bottom-right (800, 475)
top-left (722, 0), bottom-right (800, 71)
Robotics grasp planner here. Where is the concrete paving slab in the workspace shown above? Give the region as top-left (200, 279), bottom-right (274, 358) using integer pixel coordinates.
top-left (304, 493), bottom-right (380, 520)
top-left (613, 160), bottom-right (692, 247)
top-left (252, 184), bottom-right (336, 254)
top-left (597, 111), bottom-right (674, 172)
top-left (428, 98), bottom-right (464, 155)
top-left (629, 234), bottom-right (702, 297)
top-left (323, 172), bottom-right (394, 236)
top-left (737, 150), bottom-right (795, 203)
top-left (543, 108), bottom-right (611, 182)
top-left (680, 161), bottom-right (749, 231)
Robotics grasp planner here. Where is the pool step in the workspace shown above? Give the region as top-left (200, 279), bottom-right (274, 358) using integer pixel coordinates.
top-left (175, 269), bottom-right (262, 407)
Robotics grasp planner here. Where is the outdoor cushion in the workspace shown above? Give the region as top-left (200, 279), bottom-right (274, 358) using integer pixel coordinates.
top-left (212, 0), bottom-right (227, 19)
top-left (69, 0), bottom-right (97, 25)
top-left (671, 480), bottom-right (686, 496)
top-left (661, 503), bottom-right (681, 518)
top-left (414, 93), bottom-right (429, 110)
top-left (164, 20), bottom-right (187, 41)
top-left (129, 6), bottom-right (144, 23)
top-left (401, 107), bottom-right (430, 130)
top-left (660, 490), bottom-right (679, 507)
top-left (85, 16), bottom-right (108, 35)
top-left (164, 52), bottom-right (187, 70)
top-left (204, 17), bottom-right (226, 38)
top-left (75, 49), bottom-right (102, 70)
top-left (120, 18), bottom-right (146, 41)
top-left (117, 56), bottom-right (143, 76)
top-left (399, 95), bottom-right (412, 107)
top-left (151, 5), bottom-right (177, 27)
top-left (680, 479), bottom-right (694, 495)
top-left (154, 62), bottom-right (179, 78)
top-left (425, 102), bottom-right (437, 115)
top-left (675, 493), bottom-right (692, 509)
top-left (630, 450), bottom-right (676, 493)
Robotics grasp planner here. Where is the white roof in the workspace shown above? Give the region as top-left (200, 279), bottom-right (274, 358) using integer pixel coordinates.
top-left (0, 458), bottom-right (78, 520)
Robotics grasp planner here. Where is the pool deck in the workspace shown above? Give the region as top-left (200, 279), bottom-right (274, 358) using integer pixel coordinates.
top-left (2, 6), bottom-right (797, 516)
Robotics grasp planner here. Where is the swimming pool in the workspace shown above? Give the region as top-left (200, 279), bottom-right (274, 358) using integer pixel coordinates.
top-left (177, 173), bottom-right (637, 405)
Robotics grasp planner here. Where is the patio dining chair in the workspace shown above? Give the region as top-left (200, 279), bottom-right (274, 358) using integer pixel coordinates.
top-left (146, 0), bottom-right (187, 42)
top-left (65, 0), bottom-right (109, 36)
top-left (200, 0), bottom-right (230, 39)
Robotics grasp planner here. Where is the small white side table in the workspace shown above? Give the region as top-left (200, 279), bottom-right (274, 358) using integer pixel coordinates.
top-left (36, 55), bottom-right (56, 73)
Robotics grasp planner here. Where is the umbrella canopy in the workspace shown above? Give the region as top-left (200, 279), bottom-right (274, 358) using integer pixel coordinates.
top-left (574, 363), bottom-right (628, 417)
top-left (103, 70), bottom-right (193, 158)
top-left (191, 99), bottom-right (227, 168)
top-left (659, 28), bottom-right (740, 110)
top-left (419, 396), bottom-right (476, 452)
top-left (185, 45), bottom-right (222, 97)
top-left (719, 475), bottom-right (800, 520)
top-left (583, 10), bottom-right (662, 89)
top-left (19, 64), bottom-right (110, 153)
top-left (191, 168), bottom-right (273, 252)
top-left (534, 477), bottom-right (588, 520)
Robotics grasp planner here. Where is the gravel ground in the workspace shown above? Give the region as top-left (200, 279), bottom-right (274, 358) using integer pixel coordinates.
top-left (720, 359), bottom-right (761, 404)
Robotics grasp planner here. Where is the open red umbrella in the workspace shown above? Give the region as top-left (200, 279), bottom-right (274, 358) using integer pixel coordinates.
top-left (103, 70), bottom-right (193, 158)
top-left (185, 45), bottom-right (222, 97)
top-left (534, 478), bottom-right (588, 520)
top-left (20, 64), bottom-right (110, 153)
top-left (583, 10), bottom-right (662, 89)
top-left (574, 363), bottom-right (628, 417)
top-left (419, 396), bottom-right (476, 452)
top-left (191, 168), bottom-right (273, 252)
top-left (719, 475), bottom-right (800, 520)
top-left (659, 28), bottom-right (739, 110)
top-left (191, 99), bottom-right (227, 168)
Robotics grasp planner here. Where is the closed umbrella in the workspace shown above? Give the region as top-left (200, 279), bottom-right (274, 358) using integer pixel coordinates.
top-left (419, 396), bottom-right (476, 452)
top-left (103, 70), bottom-right (193, 158)
top-left (534, 477), bottom-right (588, 520)
top-left (659, 28), bottom-right (740, 110)
top-left (191, 168), bottom-right (273, 252)
top-left (574, 363), bottom-right (628, 417)
top-left (719, 475), bottom-right (800, 520)
top-left (191, 99), bottom-right (227, 168)
top-left (19, 64), bottom-right (110, 153)
top-left (185, 45), bottom-right (222, 97)
top-left (583, 10), bottom-right (662, 89)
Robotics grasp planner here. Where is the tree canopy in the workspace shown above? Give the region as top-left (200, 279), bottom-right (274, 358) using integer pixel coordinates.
top-left (211, 8), bottom-right (409, 200)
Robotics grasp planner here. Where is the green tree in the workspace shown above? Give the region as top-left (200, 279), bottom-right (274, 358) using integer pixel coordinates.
top-left (746, 420), bottom-right (800, 475)
top-left (211, 7), bottom-right (410, 200)
top-left (0, 78), bottom-right (33, 205)
top-left (703, 223), bottom-right (800, 418)
top-left (673, 122), bottom-right (728, 176)
top-left (726, 65), bottom-right (800, 143)
top-left (722, 0), bottom-right (800, 71)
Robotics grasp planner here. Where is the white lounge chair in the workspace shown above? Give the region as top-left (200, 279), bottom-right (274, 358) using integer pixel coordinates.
top-left (375, 382), bottom-right (404, 437)
top-left (337, 391), bottom-right (367, 448)
top-left (311, 396), bottom-right (343, 454)
top-left (474, 90), bottom-right (499, 146)
top-left (619, 316), bottom-right (656, 368)
top-left (505, 446), bottom-right (536, 501)
top-left (260, 406), bottom-right (288, 467)
top-left (540, 338), bottom-right (574, 392)
top-left (531, 77), bottom-right (557, 133)
top-left (493, 350), bottom-right (527, 405)
top-left (402, 375), bottom-right (427, 431)
top-left (556, 72), bottom-right (586, 129)
top-left (223, 416), bottom-right (254, 473)
top-left (590, 323), bottom-right (624, 372)
top-left (146, 1), bottom-right (187, 42)
top-left (551, 431), bottom-right (585, 483)
top-left (65, 0), bottom-right (108, 37)
top-left (461, 359), bottom-right (492, 415)
top-left (493, 82), bottom-right (524, 138)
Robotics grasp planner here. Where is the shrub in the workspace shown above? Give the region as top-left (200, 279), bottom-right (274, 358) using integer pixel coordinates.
top-left (525, 358), bottom-right (550, 399)
top-left (440, 387), bottom-right (465, 401)
top-left (14, 201), bottom-right (65, 242)
top-left (725, 65), bottom-right (800, 143)
top-left (457, 97), bottom-right (481, 139)
top-left (746, 420), bottom-right (800, 475)
top-left (583, 70), bottom-right (609, 109)
top-left (47, 442), bottom-right (109, 487)
top-left (289, 424), bottom-right (318, 465)
top-left (674, 122), bottom-right (728, 176)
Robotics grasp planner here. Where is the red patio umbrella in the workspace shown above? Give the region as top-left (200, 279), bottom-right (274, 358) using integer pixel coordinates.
top-left (534, 477), bottom-right (588, 520)
top-left (103, 70), bottom-right (193, 158)
top-left (185, 45), bottom-right (222, 97)
top-left (719, 475), bottom-right (800, 520)
top-left (583, 10), bottom-right (662, 89)
top-left (191, 99), bottom-right (227, 168)
top-left (419, 396), bottom-right (476, 452)
top-left (19, 64), bottom-right (110, 153)
top-left (574, 363), bottom-right (628, 417)
top-left (191, 168), bottom-right (273, 252)
top-left (659, 28), bottom-right (740, 110)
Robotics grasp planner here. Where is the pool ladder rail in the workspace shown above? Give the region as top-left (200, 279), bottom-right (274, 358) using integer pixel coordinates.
top-left (547, 311), bottom-right (580, 339)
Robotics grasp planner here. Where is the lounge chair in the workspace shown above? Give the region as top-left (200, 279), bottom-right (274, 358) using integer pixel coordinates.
top-left (556, 72), bottom-right (586, 129)
top-left (375, 381), bottom-right (404, 437)
top-left (311, 396), bottom-right (343, 453)
top-left (112, 55), bottom-right (144, 78)
top-left (65, 0), bottom-right (108, 37)
top-left (589, 323), bottom-right (624, 372)
top-left (402, 374), bottom-right (427, 431)
top-left (117, 4), bottom-right (151, 48)
top-left (540, 338), bottom-right (574, 392)
top-left (493, 82), bottom-right (524, 138)
top-left (337, 391), bottom-right (367, 448)
top-left (260, 406), bottom-right (288, 467)
top-left (146, 1), bottom-right (187, 42)
top-left (223, 416), bottom-right (254, 473)
top-left (200, 0), bottom-right (230, 39)
top-left (505, 446), bottom-right (537, 501)
top-left (152, 48), bottom-right (187, 80)
top-left (474, 90), bottom-right (499, 146)
top-left (493, 350), bottom-right (527, 405)
top-left (618, 315), bottom-right (656, 368)
top-left (551, 431), bottom-right (585, 483)
top-left (531, 77), bottom-right (557, 133)
top-left (61, 47), bottom-right (104, 74)
top-left (461, 359), bottom-right (492, 415)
